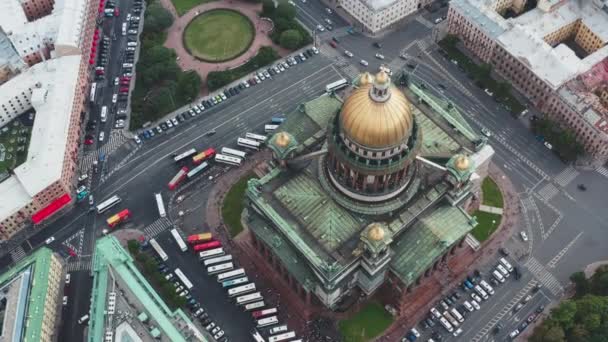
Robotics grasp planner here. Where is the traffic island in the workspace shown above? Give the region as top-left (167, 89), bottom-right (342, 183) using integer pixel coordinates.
top-left (221, 172), bottom-right (257, 237)
top-left (471, 177), bottom-right (504, 242)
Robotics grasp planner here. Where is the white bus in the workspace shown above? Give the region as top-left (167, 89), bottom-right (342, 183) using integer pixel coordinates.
top-left (228, 283), bottom-right (256, 297)
top-left (203, 254), bottom-right (233, 267)
top-left (173, 148), bottom-right (197, 163)
top-left (174, 268), bottom-right (193, 290)
top-left (187, 161), bottom-right (209, 179)
top-left (245, 132), bottom-right (267, 142)
top-left (269, 325), bottom-right (288, 335)
top-left (251, 330), bottom-right (266, 342)
top-left (149, 238), bottom-right (168, 261)
top-left (154, 193), bottom-right (166, 218)
top-left (215, 154), bottom-right (242, 166)
top-left (170, 228), bottom-right (188, 252)
top-left (264, 125), bottom-right (279, 133)
top-left (237, 137), bottom-right (261, 150)
top-left (221, 147), bottom-right (247, 159)
top-left (325, 78), bottom-right (348, 93)
top-left (269, 331), bottom-right (296, 342)
top-left (244, 301), bottom-right (265, 311)
top-left (96, 195), bottom-right (121, 214)
top-left (256, 316), bottom-right (278, 328)
top-left (90, 82), bottom-right (97, 103)
top-left (207, 262), bottom-right (234, 275)
top-left (236, 292), bottom-right (263, 305)
top-left (217, 268), bottom-right (245, 282)
top-left (199, 247), bottom-right (225, 260)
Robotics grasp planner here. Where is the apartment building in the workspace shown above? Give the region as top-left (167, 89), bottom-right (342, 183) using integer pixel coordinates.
top-left (339, 0), bottom-right (421, 34)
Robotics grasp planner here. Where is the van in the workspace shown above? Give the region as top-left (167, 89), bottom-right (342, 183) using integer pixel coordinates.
top-left (100, 106), bottom-right (108, 122)
top-left (480, 280), bottom-right (495, 295)
top-left (78, 315), bottom-right (89, 324)
top-left (474, 285), bottom-right (489, 300)
top-left (493, 270), bottom-right (505, 283)
top-left (127, 42), bottom-right (138, 47)
top-left (499, 258), bottom-right (514, 272)
top-left (438, 317), bottom-right (453, 333)
top-left (450, 308), bottom-right (465, 323)
top-left (443, 311), bottom-right (459, 327)
top-left (497, 264), bottom-right (510, 277)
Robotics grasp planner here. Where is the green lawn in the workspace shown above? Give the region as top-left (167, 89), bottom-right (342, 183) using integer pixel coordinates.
top-left (471, 211), bottom-right (502, 242)
top-left (0, 120), bottom-right (32, 177)
top-left (338, 302), bottom-right (394, 342)
top-left (183, 9), bottom-right (254, 62)
top-left (222, 173), bottom-right (256, 237)
top-left (171, 0), bottom-right (212, 16)
top-left (481, 177), bottom-right (503, 208)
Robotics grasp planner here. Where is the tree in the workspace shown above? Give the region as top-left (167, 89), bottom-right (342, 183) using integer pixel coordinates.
top-left (551, 300), bottom-right (577, 331)
top-left (262, 0), bottom-right (275, 17)
top-left (279, 29), bottom-right (302, 49)
top-left (127, 240), bottom-right (140, 255)
top-left (145, 3), bottom-right (173, 33)
top-left (176, 71), bottom-right (201, 103)
top-left (570, 271), bottom-right (590, 295)
top-left (276, 2), bottom-right (296, 20)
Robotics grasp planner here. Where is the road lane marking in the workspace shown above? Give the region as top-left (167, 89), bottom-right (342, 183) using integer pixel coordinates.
top-left (546, 232), bottom-right (583, 268)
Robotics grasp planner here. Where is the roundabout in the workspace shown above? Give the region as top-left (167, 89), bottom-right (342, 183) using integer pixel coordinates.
top-left (183, 9), bottom-right (254, 63)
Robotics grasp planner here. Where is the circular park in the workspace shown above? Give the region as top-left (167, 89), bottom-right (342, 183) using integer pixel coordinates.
top-left (183, 9), bottom-right (255, 63)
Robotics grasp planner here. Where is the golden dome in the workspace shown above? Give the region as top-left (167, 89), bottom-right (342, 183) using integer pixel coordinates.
top-left (359, 72), bottom-right (375, 86)
top-left (375, 71), bottom-right (389, 85)
top-left (340, 84), bottom-right (413, 149)
top-left (275, 131), bottom-right (291, 148)
top-left (368, 223), bottom-right (385, 241)
top-left (454, 155), bottom-right (470, 171)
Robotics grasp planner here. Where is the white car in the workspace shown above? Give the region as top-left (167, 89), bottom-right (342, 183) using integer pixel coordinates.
top-left (126, 47), bottom-right (136, 51)
top-left (112, 94), bottom-right (117, 103)
top-left (128, 29), bottom-right (138, 34)
top-left (463, 301), bottom-right (474, 312)
top-left (278, 64), bottom-right (285, 72)
top-left (66, 273), bottom-right (71, 284)
top-left (325, 7), bottom-right (332, 14)
top-left (171, 118), bottom-right (178, 126)
top-left (166, 120), bottom-right (173, 128)
top-left (484, 88), bottom-right (494, 96)
top-left (344, 50), bottom-right (354, 58)
top-left (312, 46), bottom-right (319, 54)
top-left (220, 93), bottom-right (227, 101)
top-left (211, 326), bottom-right (220, 334)
top-left (470, 299), bottom-right (481, 310)
top-left (63, 296), bottom-right (68, 305)
top-left (453, 328), bottom-right (463, 337)
top-left (375, 53), bottom-right (385, 60)
top-left (316, 24), bottom-right (325, 32)
top-left (99, 131), bottom-right (105, 142)
top-left (435, 17), bottom-right (443, 24)
top-left (115, 120), bottom-right (125, 128)
top-left (471, 293), bottom-right (482, 303)
top-left (481, 127), bottom-right (492, 137)
top-left (520, 231), bottom-right (529, 241)
top-left (480, 280), bottom-right (495, 295)
top-left (360, 60), bottom-right (369, 66)
top-left (77, 185), bottom-right (87, 194)
top-left (45, 237), bottom-right (55, 244)
top-left (430, 307), bottom-right (442, 319)
top-left (114, 77), bottom-right (119, 86)
top-left (78, 174), bottom-right (88, 182)
top-left (544, 141), bottom-right (553, 150)
top-left (205, 322), bottom-right (215, 331)
top-left (214, 330), bottom-right (225, 339)
top-left (133, 135), bottom-right (141, 144)
top-left (509, 329), bottom-right (520, 339)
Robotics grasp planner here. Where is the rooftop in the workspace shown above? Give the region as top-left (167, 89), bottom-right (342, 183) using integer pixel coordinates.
top-left (361, 0), bottom-right (400, 12)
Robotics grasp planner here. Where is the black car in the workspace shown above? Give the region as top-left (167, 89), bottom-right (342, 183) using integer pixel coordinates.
top-left (95, 74), bottom-right (105, 81)
top-left (238, 83), bottom-right (245, 90)
top-left (223, 90), bottom-right (231, 98)
top-left (268, 68), bottom-right (276, 76)
top-left (373, 42), bottom-right (382, 48)
top-left (295, 55), bottom-right (302, 62)
top-left (331, 36), bottom-right (339, 43)
top-left (229, 88), bottom-right (236, 96)
top-left (233, 87), bottom-right (240, 94)
top-left (160, 123), bottom-right (168, 130)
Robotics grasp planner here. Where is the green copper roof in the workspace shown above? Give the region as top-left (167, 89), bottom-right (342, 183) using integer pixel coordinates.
top-left (280, 94), bottom-right (342, 144)
top-left (390, 205), bottom-right (476, 285)
top-left (415, 108), bottom-right (461, 157)
top-left (0, 248), bottom-right (55, 342)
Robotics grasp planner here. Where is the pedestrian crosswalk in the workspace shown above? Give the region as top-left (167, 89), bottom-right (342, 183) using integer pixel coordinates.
top-left (525, 257), bottom-right (564, 296)
top-left (414, 15), bottom-right (434, 29)
top-left (143, 217), bottom-right (172, 238)
top-left (67, 256), bottom-right (92, 272)
top-left (537, 183), bottom-right (559, 201)
top-left (596, 165), bottom-right (608, 178)
top-left (554, 166), bottom-right (579, 187)
top-left (10, 246), bottom-right (26, 263)
top-left (99, 130), bottom-right (131, 156)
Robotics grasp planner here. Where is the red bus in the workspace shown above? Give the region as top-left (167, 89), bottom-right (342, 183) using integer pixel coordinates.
top-left (192, 148), bottom-right (216, 165)
top-left (168, 167), bottom-right (189, 190)
top-left (252, 307), bottom-right (277, 319)
top-left (193, 240), bottom-right (222, 252)
top-left (187, 233), bottom-right (213, 245)
top-left (106, 209), bottom-right (131, 228)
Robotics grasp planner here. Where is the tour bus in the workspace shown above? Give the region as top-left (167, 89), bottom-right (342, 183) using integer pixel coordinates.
top-left (268, 331), bottom-right (296, 342)
top-left (100, 106), bottom-right (108, 122)
top-left (193, 240), bottom-right (221, 252)
top-left (325, 78), bottom-right (348, 93)
top-left (154, 193), bottom-right (166, 218)
top-left (207, 262), bottom-right (234, 275)
top-left (170, 228), bottom-right (188, 252)
top-left (187, 233), bottom-right (213, 245)
top-left (251, 330), bottom-right (265, 342)
top-left (203, 254), bottom-right (233, 267)
top-left (149, 238), bottom-right (168, 261)
top-left (499, 258), bottom-right (514, 272)
top-left (217, 268), bottom-right (245, 282)
top-left (245, 132), bottom-right (267, 143)
top-left (271, 117), bottom-right (285, 124)
top-left (186, 161), bottom-right (209, 179)
top-left (222, 276), bottom-right (248, 288)
top-left (237, 138), bottom-right (261, 150)
top-left (236, 292), bottom-right (263, 306)
top-left (173, 148), bottom-right (197, 163)
top-left (264, 125), bottom-right (279, 133)
top-left (192, 148), bottom-right (216, 165)
top-left (168, 167), bottom-right (189, 190)
top-left (106, 209), bottom-right (131, 228)
top-left (198, 247), bottom-right (224, 260)
top-left (269, 325), bottom-right (288, 335)
top-left (90, 82), bottom-right (97, 103)
top-left (256, 316), bottom-right (279, 328)
top-left (244, 301), bottom-right (265, 311)
top-left (227, 283), bottom-right (256, 297)
top-left (174, 268), bottom-right (194, 290)
top-left (221, 147), bottom-right (246, 159)
top-left (252, 307), bottom-right (277, 319)
top-left (96, 195), bottom-right (122, 214)
top-left (439, 317), bottom-right (454, 332)
top-left (215, 154), bottom-right (242, 166)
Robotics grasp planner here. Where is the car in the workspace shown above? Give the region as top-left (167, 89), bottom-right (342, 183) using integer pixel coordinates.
top-left (520, 231), bottom-right (529, 241)
top-left (45, 237), bottom-right (56, 244)
top-left (471, 293), bottom-right (482, 303)
top-left (425, 317), bottom-right (435, 327)
top-left (360, 60), bottom-right (369, 66)
top-left (375, 53), bottom-right (385, 60)
top-left (316, 24), bottom-right (325, 32)
top-left (84, 138), bottom-right (94, 145)
top-left (373, 42), bottom-right (382, 48)
top-left (128, 29), bottom-right (138, 34)
top-left (205, 322), bottom-right (216, 331)
top-left (509, 329), bottom-right (520, 339)
top-left (325, 7), bottom-right (332, 14)
top-left (484, 88), bottom-right (494, 96)
top-left (440, 300), bottom-right (449, 310)
top-left (444, 297), bottom-right (453, 306)
top-left (430, 307), bottom-right (442, 319)
top-left (434, 17), bottom-right (443, 24)
top-left (77, 185), bottom-right (86, 194)
top-left (156, 126), bottom-right (163, 134)
top-left (214, 330), bottom-right (225, 339)
top-left (263, 70), bottom-right (271, 79)
top-left (330, 41), bottom-right (337, 48)
top-left (312, 46), bottom-right (319, 54)
top-left (544, 141), bottom-right (553, 149)
top-left (63, 296), bottom-right (68, 305)
top-left (344, 50), bottom-right (354, 58)
top-left (470, 299), bottom-right (480, 310)
top-left (453, 328), bottom-right (463, 337)
top-left (480, 127), bottom-right (492, 137)
top-left (115, 120), bottom-right (125, 128)
top-left (211, 326), bottom-right (220, 334)
top-left (171, 118), bottom-right (178, 126)
top-left (463, 301), bottom-right (474, 312)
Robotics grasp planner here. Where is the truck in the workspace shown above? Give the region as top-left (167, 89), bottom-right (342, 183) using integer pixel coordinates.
top-left (106, 209), bottom-right (131, 228)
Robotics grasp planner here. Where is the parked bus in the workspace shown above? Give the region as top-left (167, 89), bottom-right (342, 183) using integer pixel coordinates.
top-left (269, 325), bottom-right (288, 335)
top-left (154, 193), bottom-right (166, 218)
top-left (221, 147), bottom-right (247, 159)
top-left (237, 137), bottom-right (261, 150)
top-left (174, 268), bottom-right (193, 290)
top-left (256, 316), bottom-right (278, 328)
top-left (186, 161), bottom-right (209, 179)
top-left (96, 195), bottom-right (121, 214)
top-left (193, 240), bottom-right (221, 252)
top-left (228, 283), bottom-right (256, 297)
top-left (90, 82), bottom-right (97, 103)
top-left (203, 254), bottom-right (233, 267)
top-left (236, 292), bottom-right (263, 305)
top-left (149, 238), bottom-right (168, 261)
top-left (217, 268), bottom-right (245, 282)
top-left (222, 276), bottom-right (249, 288)
top-left (264, 125), bottom-right (279, 133)
top-left (325, 78), bottom-right (348, 93)
top-left (173, 148), bottom-right (197, 163)
top-left (170, 228), bottom-right (188, 252)
top-left (268, 331), bottom-right (296, 342)
top-left (106, 209), bottom-right (131, 228)
top-left (198, 247), bottom-right (224, 260)
top-left (244, 301), bottom-right (265, 311)
top-left (252, 307), bottom-right (277, 319)
top-left (245, 132), bottom-right (267, 143)
top-left (215, 154), bottom-right (242, 166)
top-left (187, 233), bottom-right (213, 245)
top-left (192, 148), bottom-right (216, 165)
top-left (271, 117), bottom-right (285, 124)
top-left (168, 167), bottom-right (189, 190)
top-left (207, 262), bottom-right (234, 275)
top-left (251, 330), bottom-right (266, 342)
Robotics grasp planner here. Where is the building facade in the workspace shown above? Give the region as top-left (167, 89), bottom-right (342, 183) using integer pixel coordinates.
top-left (339, 0), bottom-right (420, 34)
